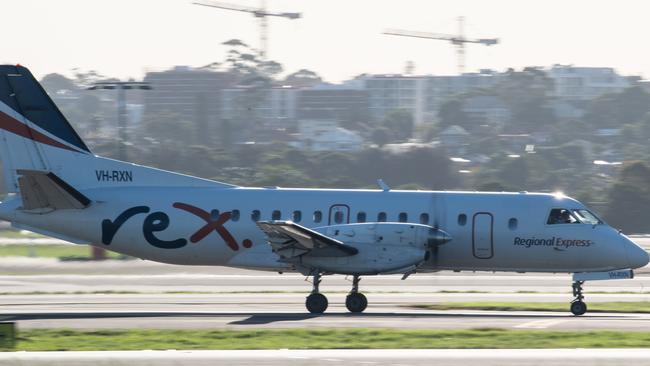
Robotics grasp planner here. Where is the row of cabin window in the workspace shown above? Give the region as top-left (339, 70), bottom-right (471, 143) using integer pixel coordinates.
top-left (456, 213), bottom-right (518, 230)
top-left (219, 210), bottom-right (519, 230)
top-left (222, 209), bottom-right (431, 225)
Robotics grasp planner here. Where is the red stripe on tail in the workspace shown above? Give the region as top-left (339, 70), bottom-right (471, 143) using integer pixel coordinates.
top-left (0, 111), bottom-right (80, 153)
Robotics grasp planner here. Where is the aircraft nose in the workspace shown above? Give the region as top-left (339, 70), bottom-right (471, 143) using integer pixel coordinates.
top-left (624, 237), bottom-right (650, 269)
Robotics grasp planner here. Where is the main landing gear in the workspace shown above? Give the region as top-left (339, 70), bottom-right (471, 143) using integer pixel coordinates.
top-left (304, 273), bottom-right (368, 314)
top-left (570, 280), bottom-right (587, 316)
top-left (346, 275), bottom-right (368, 313)
top-left (306, 272), bottom-right (328, 314)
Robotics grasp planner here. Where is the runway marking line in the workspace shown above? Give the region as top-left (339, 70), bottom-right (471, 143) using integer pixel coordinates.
top-left (513, 318), bottom-right (569, 329)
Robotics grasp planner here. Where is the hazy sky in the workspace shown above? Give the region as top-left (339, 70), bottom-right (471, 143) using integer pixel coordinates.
top-left (3, 0), bottom-right (650, 82)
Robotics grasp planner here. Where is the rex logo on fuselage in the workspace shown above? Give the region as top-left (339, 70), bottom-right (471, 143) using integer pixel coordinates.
top-left (101, 202), bottom-right (251, 250)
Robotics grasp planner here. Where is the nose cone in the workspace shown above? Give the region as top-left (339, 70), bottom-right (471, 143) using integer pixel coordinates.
top-left (427, 228), bottom-right (452, 246)
top-left (625, 237), bottom-right (650, 269)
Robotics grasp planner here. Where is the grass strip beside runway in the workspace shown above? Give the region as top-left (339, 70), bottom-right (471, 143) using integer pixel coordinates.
top-left (6, 329), bottom-right (650, 351)
top-left (409, 301), bottom-right (650, 313)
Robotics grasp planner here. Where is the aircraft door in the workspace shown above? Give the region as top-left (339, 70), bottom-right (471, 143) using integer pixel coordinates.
top-left (472, 212), bottom-right (494, 259)
top-left (328, 204), bottom-right (350, 225)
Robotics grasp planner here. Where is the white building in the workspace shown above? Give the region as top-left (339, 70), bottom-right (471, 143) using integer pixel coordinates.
top-left (291, 120), bottom-right (363, 152)
top-left (462, 95), bottom-right (510, 128)
top-left (422, 70), bottom-right (500, 123)
top-left (363, 71), bottom-right (501, 127)
top-left (547, 65), bottom-right (631, 100)
top-left (221, 87), bottom-right (297, 127)
top-left (363, 75), bottom-right (425, 126)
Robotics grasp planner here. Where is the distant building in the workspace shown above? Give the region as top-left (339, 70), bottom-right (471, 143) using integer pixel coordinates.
top-left (363, 75), bottom-right (425, 126)
top-left (143, 66), bottom-right (235, 136)
top-left (362, 71), bottom-right (501, 127)
top-left (291, 120), bottom-right (363, 152)
top-left (550, 100), bottom-right (586, 121)
top-left (461, 95), bottom-right (510, 128)
top-left (547, 65), bottom-right (631, 100)
top-left (221, 86), bottom-right (297, 128)
top-left (438, 125), bottom-right (470, 147)
top-left (297, 82), bottom-right (369, 126)
top-left (422, 70), bottom-right (500, 122)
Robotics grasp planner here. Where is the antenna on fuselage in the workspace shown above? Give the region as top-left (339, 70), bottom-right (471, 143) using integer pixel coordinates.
top-left (377, 179), bottom-right (390, 192)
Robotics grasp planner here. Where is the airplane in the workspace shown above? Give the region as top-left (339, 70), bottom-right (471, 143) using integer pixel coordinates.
top-left (0, 65), bottom-right (647, 315)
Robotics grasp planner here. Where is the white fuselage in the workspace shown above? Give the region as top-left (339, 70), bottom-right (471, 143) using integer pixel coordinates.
top-left (1, 187), bottom-right (646, 274)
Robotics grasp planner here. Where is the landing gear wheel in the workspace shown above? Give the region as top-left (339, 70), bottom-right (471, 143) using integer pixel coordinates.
top-left (306, 293), bottom-right (328, 314)
top-left (570, 300), bottom-right (587, 316)
top-left (570, 280), bottom-right (587, 316)
top-left (345, 292), bottom-right (368, 313)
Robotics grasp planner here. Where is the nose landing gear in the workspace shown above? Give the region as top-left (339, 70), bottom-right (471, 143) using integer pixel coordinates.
top-left (345, 275), bottom-right (368, 313)
top-left (570, 280), bottom-right (587, 316)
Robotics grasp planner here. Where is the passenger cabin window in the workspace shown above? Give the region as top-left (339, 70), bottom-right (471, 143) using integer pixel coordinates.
top-left (508, 218), bottom-right (518, 230)
top-left (334, 211), bottom-right (344, 224)
top-left (231, 209), bottom-right (240, 222)
top-left (378, 212), bottom-right (387, 222)
top-left (398, 212), bottom-right (408, 222)
top-left (357, 212), bottom-right (367, 223)
top-left (313, 210), bottom-right (322, 223)
top-left (547, 209), bottom-right (578, 224)
top-left (458, 214), bottom-right (467, 226)
top-left (251, 210), bottom-right (261, 221)
top-left (420, 213), bottom-right (429, 225)
top-left (272, 210), bottom-right (281, 220)
top-left (292, 210), bottom-right (302, 223)
top-left (210, 209), bottom-right (220, 220)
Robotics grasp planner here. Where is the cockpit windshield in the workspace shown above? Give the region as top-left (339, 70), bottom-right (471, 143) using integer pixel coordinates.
top-left (572, 209), bottom-right (603, 225)
top-left (547, 208), bottom-right (603, 225)
top-left (547, 209), bottom-right (578, 224)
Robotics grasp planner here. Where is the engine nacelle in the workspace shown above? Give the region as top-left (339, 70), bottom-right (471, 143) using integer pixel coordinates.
top-left (300, 223), bottom-right (451, 275)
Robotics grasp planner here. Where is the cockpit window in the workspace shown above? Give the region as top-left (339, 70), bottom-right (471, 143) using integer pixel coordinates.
top-left (572, 209), bottom-right (603, 225)
top-left (547, 208), bottom-right (579, 224)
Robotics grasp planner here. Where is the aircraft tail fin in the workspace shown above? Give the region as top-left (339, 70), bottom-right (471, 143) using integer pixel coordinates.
top-left (0, 65), bottom-right (234, 192)
top-left (0, 65), bottom-right (92, 192)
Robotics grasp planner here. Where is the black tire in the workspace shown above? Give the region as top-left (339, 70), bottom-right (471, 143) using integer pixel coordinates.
top-left (345, 292), bottom-right (368, 313)
top-left (570, 300), bottom-right (587, 316)
top-left (306, 293), bottom-right (328, 314)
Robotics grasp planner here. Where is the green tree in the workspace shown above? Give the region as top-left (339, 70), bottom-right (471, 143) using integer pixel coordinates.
top-left (605, 161), bottom-right (650, 233)
top-left (496, 67), bottom-right (556, 133)
top-left (381, 109), bottom-right (414, 142)
top-left (584, 87), bottom-right (650, 128)
top-left (438, 99), bottom-right (468, 130)
top-left (284, 69), bottom-right (322, 88)
top-left (41, 73), bottom-right (77, 93)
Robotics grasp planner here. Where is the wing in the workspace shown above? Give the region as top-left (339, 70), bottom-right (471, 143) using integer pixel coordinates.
top-left (256, 221), bottom-right (358, 259)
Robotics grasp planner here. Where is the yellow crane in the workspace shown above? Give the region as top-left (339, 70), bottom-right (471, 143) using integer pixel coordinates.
top-left (384, 17), bottom-right (498, 74)
top-left (193, 0), bottom-right (301, 60)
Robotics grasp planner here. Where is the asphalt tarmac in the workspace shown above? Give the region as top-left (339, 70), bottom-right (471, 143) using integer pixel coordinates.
top-left (1, 269), bottom-right (650, 330)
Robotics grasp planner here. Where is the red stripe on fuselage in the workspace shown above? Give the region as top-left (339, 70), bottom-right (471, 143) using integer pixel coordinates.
top-left (0, 110), bottom-right (80, 153)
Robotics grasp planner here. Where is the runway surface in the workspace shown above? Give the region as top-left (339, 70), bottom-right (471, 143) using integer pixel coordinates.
top-left (2, 270), bottom-right (650, 330)
top-left (3, 349), bottom-right (650, 366)
top-left (0, 237), bottom-right (649, 331)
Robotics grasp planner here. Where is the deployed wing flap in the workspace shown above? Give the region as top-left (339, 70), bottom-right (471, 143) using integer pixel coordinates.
top-left (17, 170), bottom-right (91, 211)
top-left (256, 221), bottom-right (358, 259)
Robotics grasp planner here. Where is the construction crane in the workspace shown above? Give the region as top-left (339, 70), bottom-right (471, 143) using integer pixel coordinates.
top-left (193, 0), bottom-right (301, 60)
top-left (383, 17), bottom-right (498, 74)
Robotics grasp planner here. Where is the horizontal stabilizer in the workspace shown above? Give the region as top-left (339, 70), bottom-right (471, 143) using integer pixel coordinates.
top-left (17, 170), bottom-right (91, 211)
top-left (257, 220), bottom-right (359, 259)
